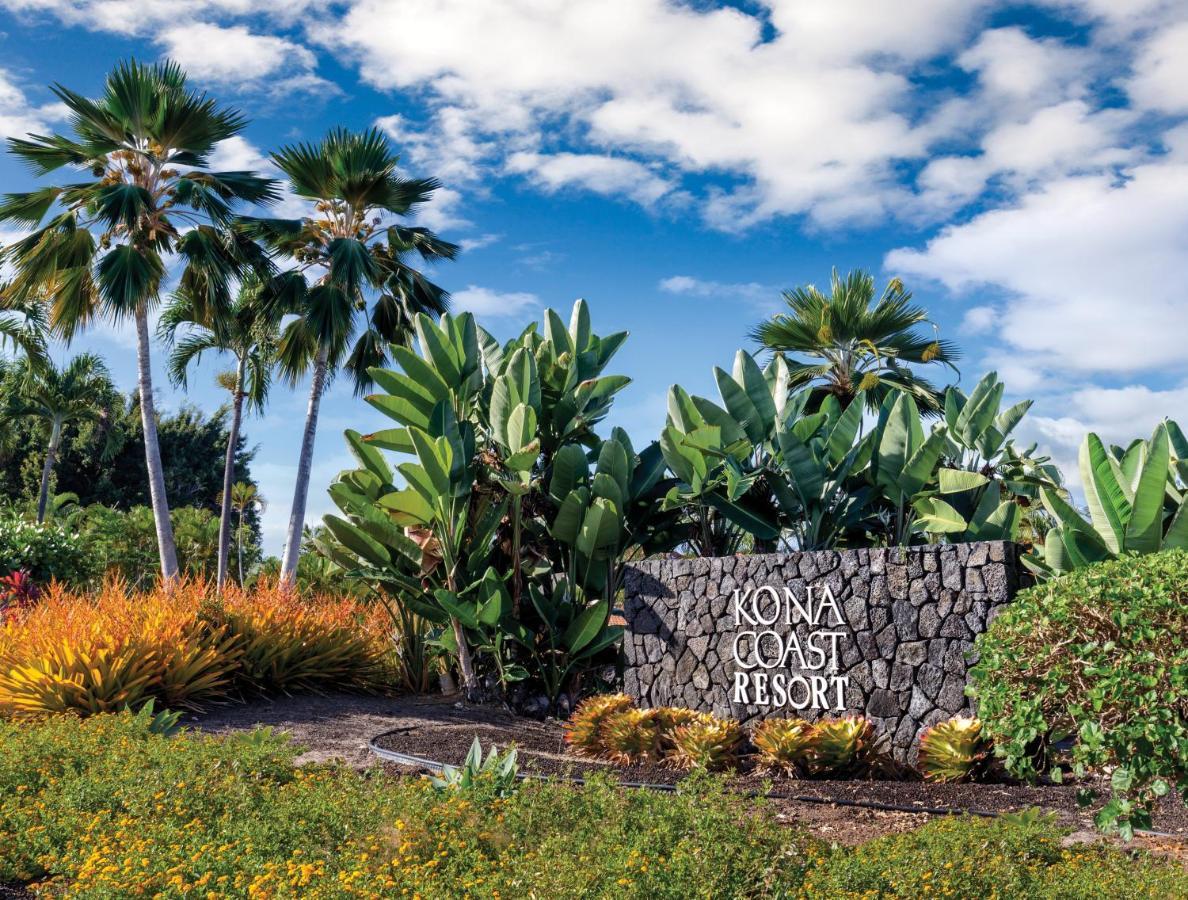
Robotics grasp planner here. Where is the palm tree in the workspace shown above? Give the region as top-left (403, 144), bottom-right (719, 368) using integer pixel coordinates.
top-left (0, 59), bottom-right (277, 581)
top-left (4, 352), bottom-right (116, 522)
top-left (241, 127), bottom-right (459, 586)
top-left (226, 480), bottom-right (264, 586)
top-left (752, 269), bottom-right (960, 413)
top-left (0, 295), bottom-right (49, 370)
top-left (160, 276), bottom-right (276, 590)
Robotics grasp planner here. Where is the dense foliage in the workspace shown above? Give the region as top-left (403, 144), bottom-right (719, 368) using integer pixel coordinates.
top-left (0, 581), bottom-right (395, 718)
top-left (318, 302), bottom-right (679, 708)
top-left (970, 551), bottom-right (1188, 837)
top-left (0, 369), bottom-right (259, 528)
top-left (1, 712), bottom-right (1184, 898)
top-left (661, 360), bottom-right (1059, 555)
top-left (0, 515), bottom-right (89, 585)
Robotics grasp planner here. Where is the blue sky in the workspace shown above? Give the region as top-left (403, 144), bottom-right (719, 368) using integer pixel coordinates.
top-left (1, 0), bottom-right (1187, 552)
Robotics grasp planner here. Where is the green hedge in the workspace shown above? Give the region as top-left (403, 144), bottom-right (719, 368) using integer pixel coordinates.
top-left (970, 550), bottom-right (1188, 836)
top-left (2, 713), bottom-right (1186, 898)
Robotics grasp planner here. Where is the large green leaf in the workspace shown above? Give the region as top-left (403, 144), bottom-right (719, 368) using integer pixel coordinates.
top-left (345, 429), bottom-right (392, 483)
top-left (323, 514), bottom-right (389, 567)
top-left (1080, 433), bottom-right (1130, 554)
top-left (937, 468), bottom-right (990, 494)
top-left (1125, 422), bottom-right (1170, 554)
top-left (733, 350), bottom-right (776, 439)
top-left (563, 599), bottom-right (609, 654)
top-left (913, 497), bottom-right (967, 534)
top-left (714, 364), bottom-right (765, 445)
top-left (576, 497), bottom-right (621, 558)
top-left (549, 444), bottom-right (589, 501)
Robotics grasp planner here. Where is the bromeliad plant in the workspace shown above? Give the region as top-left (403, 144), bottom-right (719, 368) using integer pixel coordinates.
top-left (320, 301), bottom-right (680, 708)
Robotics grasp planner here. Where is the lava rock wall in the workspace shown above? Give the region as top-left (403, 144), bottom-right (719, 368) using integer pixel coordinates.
top-left (621, 543), bottom-right (1020, 761)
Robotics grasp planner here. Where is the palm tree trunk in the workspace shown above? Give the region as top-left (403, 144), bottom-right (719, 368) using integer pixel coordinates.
top-left (279, 345), bottom-right (329, 587)
top-left (216, 355), bottom-right (247, 592)
top-left (36, 418), bottom-right (62, 524)
top-left (237, 508), bottom-right (245, 586)
top-left (135, 303), bottom-right (179, 582)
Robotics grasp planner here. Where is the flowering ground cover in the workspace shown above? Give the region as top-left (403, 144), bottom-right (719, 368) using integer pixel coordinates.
top-left (3, 712), bottom-right (1188, 899)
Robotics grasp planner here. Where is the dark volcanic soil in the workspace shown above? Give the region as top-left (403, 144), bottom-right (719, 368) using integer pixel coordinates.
top-left (190, 693), bottom-right (1188, 847)
top-left (371, 712), bottom-right (1188, 842)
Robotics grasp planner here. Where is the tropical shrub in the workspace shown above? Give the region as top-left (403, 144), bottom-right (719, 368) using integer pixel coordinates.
top-left (0, 712), bottom-right (823, 898)
top-left (800, 813), bottom-right (1188, 898)
top-left (319, 303), bottom-right (681, 708)
top-left (1027, 420), bottom-right (1188, 576)
top-left (916, 716), bottom-right (991, 783)
top-left (0, 512), bottom-right (90, 585)
top-left (0, 580), bottom-right (396, 719)
top-left (970, 551), bottom-right (1188, 837)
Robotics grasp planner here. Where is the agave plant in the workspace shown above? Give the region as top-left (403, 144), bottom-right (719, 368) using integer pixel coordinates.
top-left (1028, 420), bottom-right (1188, 576)
top-left (563, 693), bottom-right (636, 755)
top-left (752, 717), bottom-right (816, 775)
top-left (430, 737), bottom-right (519, 798)
top-left (667, 717), bottom-right (744, 772)
top-left (916, 716), bottom-right (990, 783)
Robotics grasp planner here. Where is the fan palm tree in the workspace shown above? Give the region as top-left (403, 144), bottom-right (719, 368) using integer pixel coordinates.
top-left (241, 127), bottom-right (459, 585)
top-left (4, 352), bottom-right (117, 522)
top-left (160, 276), bottom-right (277, 590)
top-left (0, 295), bottom-right (49, 370)
top-left (752, 269), bottom-right (960, 414)
top-left (0, 59), bottom-right (277, 581)
top-left (227, 480), bottom-right (264, 586)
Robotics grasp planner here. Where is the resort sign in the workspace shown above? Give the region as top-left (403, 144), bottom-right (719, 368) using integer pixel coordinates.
top-left (729, 584), bottom-right (849, 711)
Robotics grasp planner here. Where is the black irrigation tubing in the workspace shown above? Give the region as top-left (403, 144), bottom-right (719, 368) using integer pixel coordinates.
top-left (367, 728), bottom-right (1004, 820)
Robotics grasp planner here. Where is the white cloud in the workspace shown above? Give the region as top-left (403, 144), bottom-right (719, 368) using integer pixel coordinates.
top-left (0, 0), bottom-right (316, 36)
top-left (1128, 20), bottom-right (1188, 113)
top-left (449, 285), bottom-right (540, 319)
top-left (507, 152), bottom-right (673, 206)
top-left (209, 136), bottom-right (311, 218)
top-left (156, 22), bottom-right (316, 85)
top-left (0, 68), bottom-right (65, 138)
top-left (959, 305), bottom-right (996, 334)
top-left (458, 233), bottom-right (500, 252)
top-left (888, 156), bottom-right (1188, 376)
top-left (658, 275), bottom-right (776, 310)
top-left (314, 0), bottom-right (995, 229)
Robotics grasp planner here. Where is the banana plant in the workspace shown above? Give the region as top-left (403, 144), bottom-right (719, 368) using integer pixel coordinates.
top-left (909, 372), bottom-right (1060, 543)
top-left (773, 393), bottom-right (878, 550)
top-left (320, 301), bottom-right (663, 708)
top-left (660, 351), bottom-right (789, 552)
top-left (1028, 421), bottom-right (1188, 576)
top-left (869, 391), bottom-right (949, 544)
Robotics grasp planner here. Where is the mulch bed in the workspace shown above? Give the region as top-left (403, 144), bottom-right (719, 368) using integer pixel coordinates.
top-left (372, 714), bottom-right (1188, 840)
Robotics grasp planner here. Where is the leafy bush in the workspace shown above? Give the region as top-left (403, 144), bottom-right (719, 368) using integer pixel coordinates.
top-left (0, 580), bottom-right (396, 718)
top-left (970, 551), bottom-right (1188, 836)
top-left (0, 513), bottom-right (91, 584)
top-left (0, 712), bottom-right (821, 898)
top-left (801, 814), bottom-right (1188, 898)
